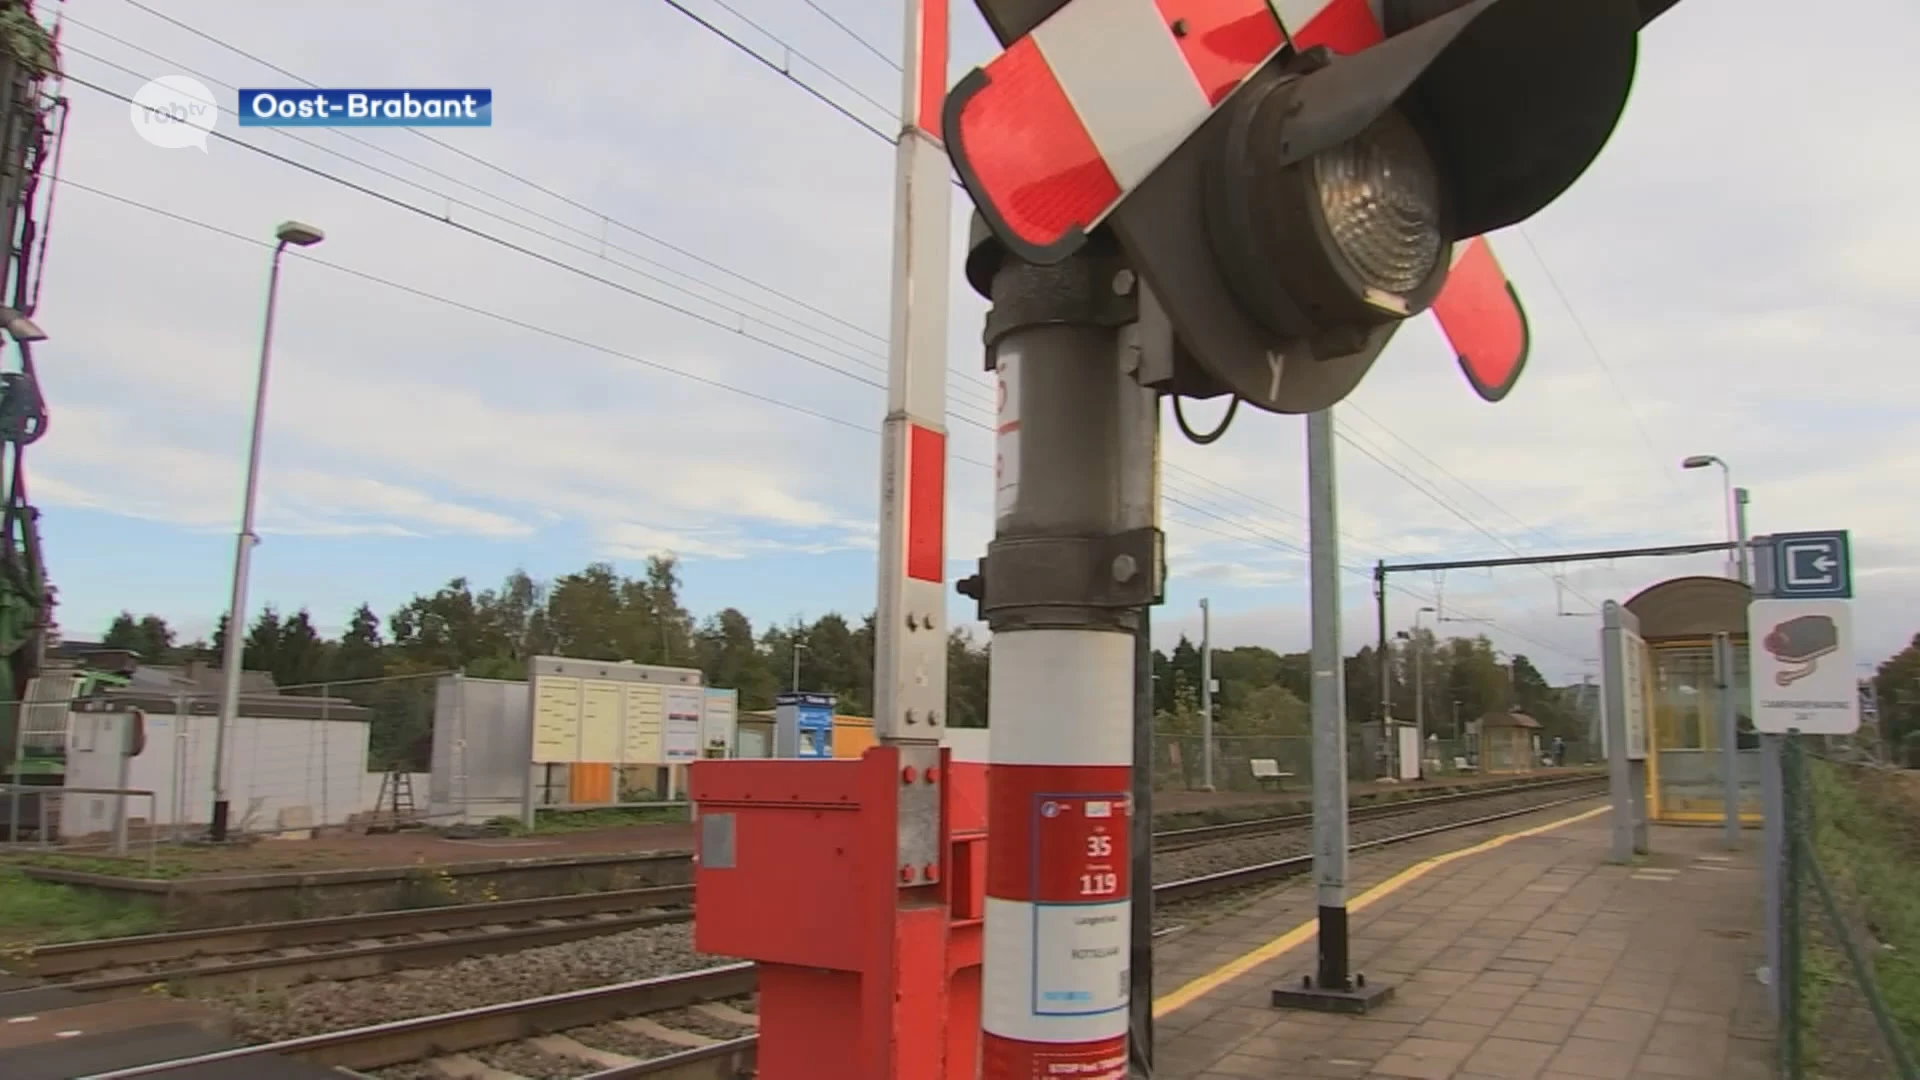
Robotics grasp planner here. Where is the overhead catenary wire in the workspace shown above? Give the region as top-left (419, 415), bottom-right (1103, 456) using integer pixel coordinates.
top-left (796, 0), bottom-right (900, 70)
top-left (1513, 227), bottom-right (1681, 499)
top-left (63, 20), bottom-right (1001, 418)
top-left (73, 178), bottom-right (1585, 666)
top-left (91, 1), bottom-right (1577, 579)
top-left (89, 4), bottom-right (893, 349)
top-left (89, 2), bottom-right (1612, 653)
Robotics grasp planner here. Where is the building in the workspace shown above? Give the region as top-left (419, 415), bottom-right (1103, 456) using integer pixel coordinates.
top-left (34, 653), bottom-right (371, 840)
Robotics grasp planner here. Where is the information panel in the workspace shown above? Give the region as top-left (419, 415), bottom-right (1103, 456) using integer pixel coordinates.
top-left (1622, 629), bottom-right (1648, 761)
top-left (525, 657), bottom-right (703, 766)
top-left (663, 685), bottom-right (703, 763)
top-left (579, 680), bottom-right (624, 763)
top-left (1029, 793), bottom-right (1130, 1018)
top-left (531, 678), bottom-right (581, 762)
top-left (1749, 598), bottom-right (1860, 734)
top-left (701, 688), bottom-right (738, 757)
top-left (623, 684), bottom-right (664, 764)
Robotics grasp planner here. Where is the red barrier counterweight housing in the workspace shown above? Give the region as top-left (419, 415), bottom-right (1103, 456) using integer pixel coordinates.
top-left (690, 747), bottom-right (986, 1080)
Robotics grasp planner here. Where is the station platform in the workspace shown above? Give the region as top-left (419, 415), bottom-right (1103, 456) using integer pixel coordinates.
top-left (0, 977), bottom-right (341, 1080)
top-left (1149, 803), bottom-right (1776, 1079)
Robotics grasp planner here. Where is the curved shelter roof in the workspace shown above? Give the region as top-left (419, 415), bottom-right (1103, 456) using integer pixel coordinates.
top-left (1623, 575), bottom-right (1753, 642)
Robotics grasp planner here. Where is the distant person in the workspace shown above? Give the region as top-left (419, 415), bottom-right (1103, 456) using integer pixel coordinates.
top-left (1551, 736), bottom-right (1567, 767)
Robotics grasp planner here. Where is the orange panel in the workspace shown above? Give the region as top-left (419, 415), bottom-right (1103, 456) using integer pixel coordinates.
top-left (833, 717), bottom-right (877, 759)
top-left (569, 762), bottom-right (614, 804)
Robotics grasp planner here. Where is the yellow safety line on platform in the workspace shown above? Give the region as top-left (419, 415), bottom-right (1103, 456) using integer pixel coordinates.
top-left (1151, 804), bottom-right (1611, 1017)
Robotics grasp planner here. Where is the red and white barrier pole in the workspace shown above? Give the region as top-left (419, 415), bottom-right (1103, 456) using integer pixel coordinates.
top-left (966, 231), bottom-right (1162, 1080)
top-left (981, 630), bottom-right (1134, 1076)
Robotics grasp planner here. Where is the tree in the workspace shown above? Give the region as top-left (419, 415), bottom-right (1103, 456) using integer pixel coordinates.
top-left (102, 611), bottom-right (175, 661)
top-left (697, 608), bottom-right (776, 708)
top-left (948, 629), bottom-right (990, 728)
top-left (1874, 633), bottom-right (1920, 761)
top-left (242, 607), bottom-right (284, 682)
top-left (335, 603), bottom-right (386, 683)
top-left (274, 609), bottom-right (329, 689)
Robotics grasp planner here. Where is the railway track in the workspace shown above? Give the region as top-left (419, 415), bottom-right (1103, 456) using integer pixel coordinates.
top-left (1153, 784), bottom-right (1603, 904)
top-left (81, 963), bottom-right (760, 1079)
top-left (84, 781), bottom-right (1609, 1079)
top-left (8, 774), bottom-right (1602, 999)
top-left (11, 885), bottom-right (696, 996)
top-left (1150, 772), bottom-right (1603, 852)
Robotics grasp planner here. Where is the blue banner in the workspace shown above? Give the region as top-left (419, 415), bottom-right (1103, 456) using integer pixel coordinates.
top-left (237, 88), bottom-right (492, 127)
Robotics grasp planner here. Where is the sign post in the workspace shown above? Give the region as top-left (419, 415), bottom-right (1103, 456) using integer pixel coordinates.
top-left (1601, 601), bottom-right (1649, 863)
top-left (1747, 528), bottom-right (1856, 1016)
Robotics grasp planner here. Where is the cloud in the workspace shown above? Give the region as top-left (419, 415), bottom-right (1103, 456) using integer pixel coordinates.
top-left (25, 0), bottom-right (1920, 676)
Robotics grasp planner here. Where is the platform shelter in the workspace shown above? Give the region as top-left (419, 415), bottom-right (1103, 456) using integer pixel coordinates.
top-left (1623, 575), bottom-right (1762, 825)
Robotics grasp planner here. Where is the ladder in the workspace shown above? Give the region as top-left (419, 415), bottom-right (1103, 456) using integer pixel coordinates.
top-left (369, 769), bottom-right (418, 832)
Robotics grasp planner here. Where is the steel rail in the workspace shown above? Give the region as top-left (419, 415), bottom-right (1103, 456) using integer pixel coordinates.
top-left (95, 786), bottom-right (1607, 1079)
top-left (1152, 772), bottom-right (1604, 851)
top-left (1153, 789), bottom-right (1604, 903)
top-left (58, 909), bottom-right (695, 997)
top-left (13, 883), bottom-right (695, 978)
top-left (78, 962), bottom-right (759, 1078)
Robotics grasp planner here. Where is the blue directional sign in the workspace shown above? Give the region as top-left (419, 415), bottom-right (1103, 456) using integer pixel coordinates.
top-left (1769, 529), bottom-right (1852, 599)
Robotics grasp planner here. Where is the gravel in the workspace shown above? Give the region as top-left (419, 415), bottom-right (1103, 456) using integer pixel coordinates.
top-left (213, 785), bottom-right (1597, 1054)
top-left (567, 1022), bottom-right (688, 1059)
top-left (208, 921), bottom-right (725, 1043)
top-left (651, 1005), bottom-right (754, 1040)
top-left (474, 1041), bottom-right (594, 1080)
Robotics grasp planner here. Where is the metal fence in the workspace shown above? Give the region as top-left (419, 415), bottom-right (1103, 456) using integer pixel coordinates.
top-left (1778, 736), bottom-right (1918, 1079)
top-left (1149, 732), bottom-right (1595, 792)
top-left (0, 671), bottom-right (447, 853)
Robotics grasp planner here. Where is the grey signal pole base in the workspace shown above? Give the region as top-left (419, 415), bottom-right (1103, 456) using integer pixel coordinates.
top-left (1270, 408), bottom-right (1393, 1018)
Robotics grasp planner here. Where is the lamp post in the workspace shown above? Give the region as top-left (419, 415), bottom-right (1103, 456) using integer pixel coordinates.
top-left (1393, 605), bottom-right (1436, 777)
top-left (1682, 454), bottom-right (1737, 581)
top-left (1199, 597), bottom-right (1214, 791)
top-left (210, 220), bottom-right (324, 843)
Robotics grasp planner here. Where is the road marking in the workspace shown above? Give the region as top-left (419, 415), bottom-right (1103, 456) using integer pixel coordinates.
top-left (1151, 804), bottom-right (1609, 1017)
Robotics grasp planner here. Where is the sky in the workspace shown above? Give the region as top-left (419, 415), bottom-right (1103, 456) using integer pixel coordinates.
top-left (24, 0), bottom-right (1920, 687)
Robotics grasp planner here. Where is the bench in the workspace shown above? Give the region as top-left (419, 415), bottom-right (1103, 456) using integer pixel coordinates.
top-left (1250, 758), bottom-right (1295, 791)
top-left (1453, 756), bottom-right (1478, 773)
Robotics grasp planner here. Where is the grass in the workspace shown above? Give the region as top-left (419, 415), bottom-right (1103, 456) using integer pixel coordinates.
top-left (0, 867), bottom-right (163, 950)
top-left (484, 803), bottom-right (692, 836)
top-left (0, 850), bottom-right (201, 880)
top-left (1803, 760), bottom-right (1920, 1057)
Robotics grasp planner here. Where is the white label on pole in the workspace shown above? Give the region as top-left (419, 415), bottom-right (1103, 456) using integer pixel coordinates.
top-left (663, 685), bottom-right (704, 762)
top-left (995, 351), bottom-right (1021, 519)
top-left (1030, 900), bottom-right (1128, 1017)
top-left (1749, 598), bottom-right (1860, 734)
top-left (1622, 630), bottom-right (1648, 761)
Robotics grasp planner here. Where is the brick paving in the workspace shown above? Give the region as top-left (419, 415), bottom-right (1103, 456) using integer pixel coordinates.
top-left (1150, 810), bottom-right (1775, 1080)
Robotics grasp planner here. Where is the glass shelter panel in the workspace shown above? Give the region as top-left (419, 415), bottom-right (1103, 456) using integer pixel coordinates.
top-left (1647, 642), bottom-right (1762, 821)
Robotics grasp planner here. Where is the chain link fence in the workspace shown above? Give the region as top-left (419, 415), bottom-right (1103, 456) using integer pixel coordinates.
top-left (1779, 736), bottom-right (1918, 1079)
top-left (0, 670), bottom-right (445, 854)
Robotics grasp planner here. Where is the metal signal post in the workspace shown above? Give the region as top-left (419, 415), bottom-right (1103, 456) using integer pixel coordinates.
top-left (959, 226), bottom-right (1165, 1078)
top-left (688, 2), bottom-right (985, 1078)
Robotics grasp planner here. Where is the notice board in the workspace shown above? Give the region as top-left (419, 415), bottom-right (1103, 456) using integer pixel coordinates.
top-left (526, 656), bottom-right (704, 766)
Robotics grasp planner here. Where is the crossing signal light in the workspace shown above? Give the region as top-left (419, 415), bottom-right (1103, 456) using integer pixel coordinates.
top-left (950, 0), bottom-right (1686, 413)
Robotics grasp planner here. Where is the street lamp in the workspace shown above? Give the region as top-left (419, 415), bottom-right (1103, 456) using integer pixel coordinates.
top-left (1682, 454), bottom-right (1738, 581)
top-left (1394, 605), bottom-right (1437, 777)
top-left (210, 220), bottom-right (324, 842)
top-left (791, 640), bottom-right (808, 693)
